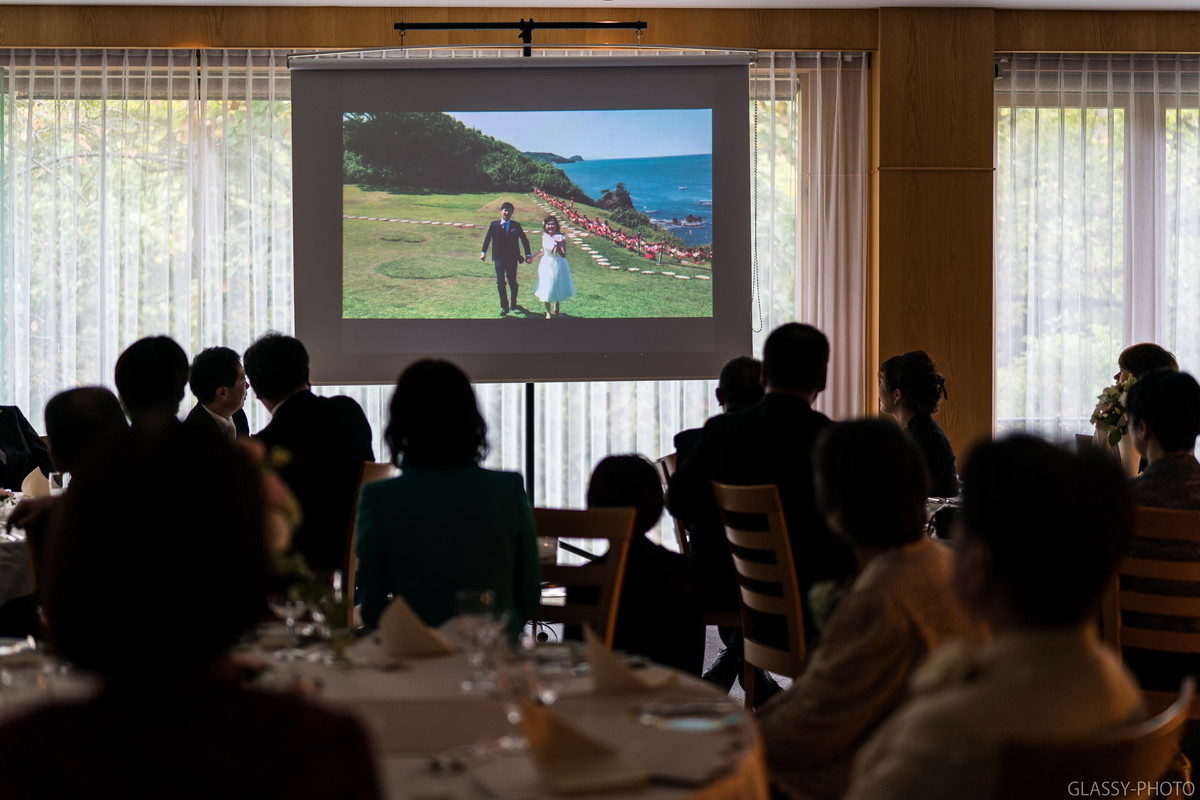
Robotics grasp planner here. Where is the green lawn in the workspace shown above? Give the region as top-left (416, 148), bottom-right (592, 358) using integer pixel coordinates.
top-left (342, 187), bottom-right (713, 320)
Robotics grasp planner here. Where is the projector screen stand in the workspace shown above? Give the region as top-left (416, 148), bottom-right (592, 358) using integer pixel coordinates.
top-left (394, 19), bottom-right (649, 58)
top-left (525, 381), bottom-right (535, 501)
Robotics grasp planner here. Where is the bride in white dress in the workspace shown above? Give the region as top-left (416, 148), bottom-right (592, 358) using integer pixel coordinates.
top-left (534, 215), bottom-right (575, 318)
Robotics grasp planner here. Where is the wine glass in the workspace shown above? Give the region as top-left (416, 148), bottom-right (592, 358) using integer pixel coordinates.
top-left (454, 589), bottom-right (506, 692)
top-left (267, 594), bottom-right (308, 661)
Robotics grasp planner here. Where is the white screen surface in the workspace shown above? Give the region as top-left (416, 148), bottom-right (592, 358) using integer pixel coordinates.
top-left (292, 60), bottom-right (751, 384)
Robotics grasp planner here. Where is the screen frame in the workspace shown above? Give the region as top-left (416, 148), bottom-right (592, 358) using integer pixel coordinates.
top-left (292, 62), bottom-right (752, 385)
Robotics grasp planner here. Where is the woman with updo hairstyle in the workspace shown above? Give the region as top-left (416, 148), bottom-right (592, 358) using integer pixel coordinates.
top-left (355, 359), bottom-right (539, 639)
top-left (879, 351), bottom-right (958, 497)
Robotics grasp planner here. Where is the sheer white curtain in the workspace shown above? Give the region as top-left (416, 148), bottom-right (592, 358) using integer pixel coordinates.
top-left (532, 51), bottom-right (869, 512)
top-left (0, 49), bottom-right (868, 520)
top-left (995, 53), bottom-right (1200, 438)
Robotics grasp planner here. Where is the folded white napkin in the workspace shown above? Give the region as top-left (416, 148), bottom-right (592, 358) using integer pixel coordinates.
top-left (521, 701), bottom-right (649, 794)
top-left (20, 468), bottom-right (48, 499)
top-left (377, 595), bottom-right (455, 657)
top-left (584, 626), bottom-right (676, 694)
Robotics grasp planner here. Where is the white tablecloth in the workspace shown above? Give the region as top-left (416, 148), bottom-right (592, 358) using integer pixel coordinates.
top-left (266, 638), bottom-right (768, 800)
top-left (0, 635), bottom-right (768, 800)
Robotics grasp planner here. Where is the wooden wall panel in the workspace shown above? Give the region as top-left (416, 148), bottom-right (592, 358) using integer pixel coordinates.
top-left (0, 5), bottom-right (877, 51)
top-left (996, 10), bottom-right (1200, 54)
top-left (873, 8), bottom-right (995, 458)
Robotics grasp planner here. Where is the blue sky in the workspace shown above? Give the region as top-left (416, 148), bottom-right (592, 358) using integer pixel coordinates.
top-left (445, 109), bottom-right (711, 160)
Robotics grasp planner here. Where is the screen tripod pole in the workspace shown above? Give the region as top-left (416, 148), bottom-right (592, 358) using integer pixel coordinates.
top-left (524, 381), bottom-right (535, 501)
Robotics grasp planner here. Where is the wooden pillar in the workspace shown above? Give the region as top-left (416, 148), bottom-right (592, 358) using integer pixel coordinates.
top-left (871, 8), bottom-right (996, 459)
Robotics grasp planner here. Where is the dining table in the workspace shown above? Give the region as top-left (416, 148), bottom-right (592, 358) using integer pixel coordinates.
top-left (0, 629), bottom-right (770, 800)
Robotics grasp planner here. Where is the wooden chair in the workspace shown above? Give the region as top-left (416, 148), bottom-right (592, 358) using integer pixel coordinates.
top-left (344, 461), bottom-right (397, 599)
top-left (653, 454), bottom-right (739, 628)
top-left (1075, 432), bottom-right (1096, 457)
top-left (652, 453), bottom-right (690, 557)
top-left (532, 507), bottom-right (636, 649)
top-left (996, 679), bottom-right (1195, 800)
top-left (712, 481), bottom-right (807, 706)
top-left (1101, 507), bottom-right (1200, 718)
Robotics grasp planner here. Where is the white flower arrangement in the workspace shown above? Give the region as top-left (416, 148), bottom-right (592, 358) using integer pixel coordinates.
top-left (1091, 375), bottom-right (1136, 446)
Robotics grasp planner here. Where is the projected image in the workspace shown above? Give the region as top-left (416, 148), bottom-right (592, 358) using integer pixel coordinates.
top-left (341, 109), bottom-right (713, 320)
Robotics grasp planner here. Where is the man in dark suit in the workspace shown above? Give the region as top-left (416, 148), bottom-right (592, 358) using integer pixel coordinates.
top-left (243, 333), bottom-right (374, 575)
top-left (673, 356), bottom-right (764, 465)
top-left (479, 201), bottom-right (532, 317)
top-left (184, 346), bottom-right (250, 441)
top-left (667, 324), bottom-right (855, 697)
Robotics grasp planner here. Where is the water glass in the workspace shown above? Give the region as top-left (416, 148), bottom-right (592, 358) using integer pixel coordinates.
top-left (267, 595), bottom-right (308, 661)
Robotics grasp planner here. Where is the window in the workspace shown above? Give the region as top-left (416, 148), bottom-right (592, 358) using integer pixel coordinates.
top-left (995, 54), bottom-right (1200, 438)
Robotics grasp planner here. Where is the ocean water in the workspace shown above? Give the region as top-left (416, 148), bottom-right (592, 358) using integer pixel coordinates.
top-left (558, 154), bottom-right (713, 246)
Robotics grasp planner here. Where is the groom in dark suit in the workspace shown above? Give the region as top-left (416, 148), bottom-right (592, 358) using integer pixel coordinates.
top-left (480, 201), bottom-right (532, 317)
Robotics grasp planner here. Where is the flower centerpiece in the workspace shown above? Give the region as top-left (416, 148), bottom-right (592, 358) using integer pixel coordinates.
top-left (1091, 375), bottom-right (1136, 446)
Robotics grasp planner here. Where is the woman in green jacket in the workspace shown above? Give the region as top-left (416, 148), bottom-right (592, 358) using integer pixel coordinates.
top-left (356, 360), bottom-right (538, 638)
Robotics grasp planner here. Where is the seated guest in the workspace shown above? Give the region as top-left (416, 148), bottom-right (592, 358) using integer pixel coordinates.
top-left (879, 351), bottom-right (958, 497)
top-left (668, 324), bottom-right (854, 702)
top-left (673, 356), bottom-right (764, 464)
top-left (843, 436), bottom-right (1141, 800)
top-left (184, 346), bottom-right (250, 440)
top-left (1096, 342), bottom-right (1179, 474)
top-left (668, 323), bottom-right (854, 610)
top-left (759, 419), bottom-right (978, 800)
top-left (1128, 370), bottom-right (1200, 509)
top-left (244, 333), bottom-right (374, 574)
top-left (576, 455), bottom-right (703, 674)
top-left (113, 335), bottom-right (190, 429)
top-left (0, 403), bottom-right (51, 491)
top-left (356, 360), bottom-right (537, 639)
top-left (0, 425), bottom-right (380, 799)
top-left (10, 387), bottom-right (129, 553)
top-left (1120, 370), bottom-right (1200, 693)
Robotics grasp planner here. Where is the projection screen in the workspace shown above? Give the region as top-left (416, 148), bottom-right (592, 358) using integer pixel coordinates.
top-left (290, 51), bottom-right (754, 384)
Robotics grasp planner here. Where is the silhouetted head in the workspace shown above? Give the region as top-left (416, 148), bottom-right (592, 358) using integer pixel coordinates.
top-left (814, 418), bottom-right (927, 550)
top-left (44, 425), bottom-right (267, 685)
top-left (879, 351), bottom-right (948, 418)
top-left (386, 360), bottom-right (488, 469)
top-left (113, 336), bottom-right (189, 423)
top-left (243, 333), bottom-right (309, 406)
top-left (43, 387), bottom-right (129, 474)
top-left (586, 455), bottom-right (664, 538)
top-left (761, 323), bottom-right (829, 396)
top-left (189, 346), bottom-right (248, 418)
top-left (716, 356), bottom-right (763, 413)
top-left (1128, 370), bottom-right (1200, 456)
top-left (956, 435), bottom-right (1131, 628)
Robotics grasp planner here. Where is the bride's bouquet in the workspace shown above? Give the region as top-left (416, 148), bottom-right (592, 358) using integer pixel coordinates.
top-left (1091, 375), bottom-right (1136, 446)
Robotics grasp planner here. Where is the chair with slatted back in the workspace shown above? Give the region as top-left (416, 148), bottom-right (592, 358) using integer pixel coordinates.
top-left (344, 461), bottom-right (398, 600)
top-left (654, 455), bottom-right (739, 631)
top-left (1101, 507), bottom-right (1200, 718)
top-left (712, 481), bottom-right (807, 707)
top-left (653, 453), bottom-right (690, 557)
top-left (996, 679), bottom-right (1194, 800)
top-left (532, 507), bottom-right (636, 649)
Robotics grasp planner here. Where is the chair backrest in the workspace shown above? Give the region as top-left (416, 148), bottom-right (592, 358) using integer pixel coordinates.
top-left (532, 507), bottom-right (636, 648)
top-left (1102, 507), bottom-right (1200, 653)
top-left (711, 481), bottom-right (807, 679)
top-left (1101, 506), bottom-right (1200, 717)
top-left (996, 679), bottom-right (1195, 800)
top-left (1075, 432), bottom-right (1096, 457)
top-left (653, 453), bottom-right (690, 557)
top-left (344, 461), bottom-right (398, 598)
